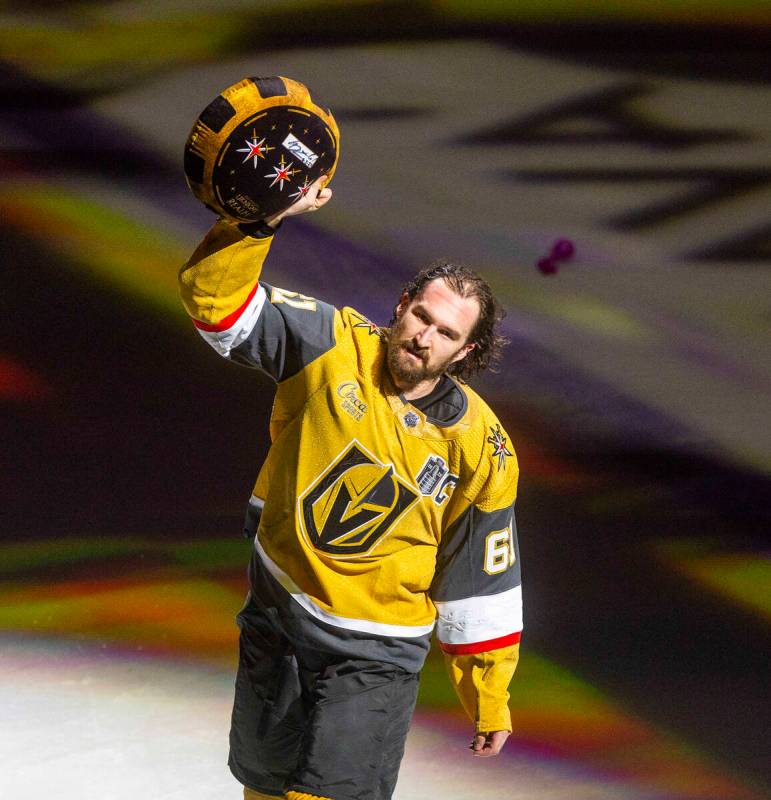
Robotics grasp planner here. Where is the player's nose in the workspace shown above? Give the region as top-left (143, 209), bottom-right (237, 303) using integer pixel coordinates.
top-left (413, 332), bottom-right (430, 350)
top-left (414, 326), bottom-right (433, 348)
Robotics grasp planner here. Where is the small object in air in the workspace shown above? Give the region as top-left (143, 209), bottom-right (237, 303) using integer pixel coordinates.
top-left (550, 238), bottom-right (575, 261)
top-left (537, 257), bottom-right (558, 275)
top-left (536, 238), bottom-right (576, 275)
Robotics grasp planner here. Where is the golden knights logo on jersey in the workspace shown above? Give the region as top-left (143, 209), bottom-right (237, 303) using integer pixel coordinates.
top-left (299, 440), bottom-right (419, 558)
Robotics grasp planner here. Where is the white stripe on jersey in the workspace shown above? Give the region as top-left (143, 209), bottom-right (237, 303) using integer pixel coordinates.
top-left (196, 283), bottom-right (267, 356)
top-left (254, 534), bottom-right (436, 639)
top-left (434, 585), bottom-right (523, 646)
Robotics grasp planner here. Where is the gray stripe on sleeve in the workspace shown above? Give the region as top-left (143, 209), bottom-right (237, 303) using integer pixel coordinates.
top-left (230, 282), bottom-right (336, 381)
top-left (431, 504), bottom-right (521, 603)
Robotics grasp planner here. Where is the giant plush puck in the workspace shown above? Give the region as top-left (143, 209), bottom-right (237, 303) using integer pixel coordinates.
top-left (184, 76), bottom-right (339, 222)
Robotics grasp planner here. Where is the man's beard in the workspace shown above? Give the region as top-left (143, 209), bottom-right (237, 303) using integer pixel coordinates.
top-left (386, 318), bottom-right (456, 389)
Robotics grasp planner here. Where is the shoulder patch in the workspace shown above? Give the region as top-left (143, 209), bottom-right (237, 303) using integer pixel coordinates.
top-left (350, 311), bottom-right (383, 337)
top-left (487, 423), bottom-right (514, 472)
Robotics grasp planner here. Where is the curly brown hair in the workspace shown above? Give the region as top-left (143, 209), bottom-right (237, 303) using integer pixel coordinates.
top-left (391, 260), bottom-right (509, 381)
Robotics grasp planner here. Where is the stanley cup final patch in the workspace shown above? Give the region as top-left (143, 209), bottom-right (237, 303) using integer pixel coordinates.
top-left (415, 454), bottom-right (459, 506)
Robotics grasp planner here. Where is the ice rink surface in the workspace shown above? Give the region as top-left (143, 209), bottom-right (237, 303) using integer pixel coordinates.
top-left (1, 636), bottom-right (660, 800)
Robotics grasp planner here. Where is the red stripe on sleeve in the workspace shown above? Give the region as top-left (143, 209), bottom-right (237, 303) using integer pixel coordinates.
top-left (192, 281), bottom-right (260, 333)
top-left (438, 631), bottom-right (521, 655)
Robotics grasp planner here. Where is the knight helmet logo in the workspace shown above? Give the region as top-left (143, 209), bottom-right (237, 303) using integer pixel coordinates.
top-left (299, 441), bottom-right (419, 557)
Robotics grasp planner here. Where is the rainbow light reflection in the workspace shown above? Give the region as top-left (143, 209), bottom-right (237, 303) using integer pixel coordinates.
top-left (0, 538), bottom-right (761, 800)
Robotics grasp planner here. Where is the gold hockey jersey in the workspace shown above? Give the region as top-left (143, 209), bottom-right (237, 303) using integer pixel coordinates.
top-left (179, 220), bottom-right (523, 732)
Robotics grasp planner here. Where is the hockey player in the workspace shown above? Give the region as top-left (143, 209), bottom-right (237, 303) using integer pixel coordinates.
top-left (179, 177), bottom-right (523, 800)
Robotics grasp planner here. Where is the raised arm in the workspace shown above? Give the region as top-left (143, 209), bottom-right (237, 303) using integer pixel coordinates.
top-left (178, 176), bottom-right (335, 380)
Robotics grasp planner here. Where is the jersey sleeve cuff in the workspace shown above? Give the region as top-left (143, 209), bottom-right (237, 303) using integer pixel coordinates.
top-left (238, 219), bottom-right (281, 238)
top-left (477, 704), bottom-right (512, 734)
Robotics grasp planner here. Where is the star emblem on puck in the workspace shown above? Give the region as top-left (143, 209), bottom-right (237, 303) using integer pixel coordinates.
top-left (288, 177), bottom-right (313, 201)
top-left (264, 155), bottom-right (297, 191)
top-left (236, 132), bottom-right (273, 167)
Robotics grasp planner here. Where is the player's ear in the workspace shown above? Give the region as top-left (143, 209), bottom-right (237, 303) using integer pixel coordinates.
top-left (451, 341), bottom-right (475, 365)
top-left (394, 292), bottom-right (410, 320)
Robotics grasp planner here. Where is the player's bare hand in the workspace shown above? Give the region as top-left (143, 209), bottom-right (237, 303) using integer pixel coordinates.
top-left (470, 730), bottom-right (510, 757)
top-left (265, 175), bottom-right (332, 227)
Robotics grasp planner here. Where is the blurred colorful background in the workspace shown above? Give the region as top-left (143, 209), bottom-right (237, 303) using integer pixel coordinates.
top-left (1, 2), bottom-right (769, 799)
